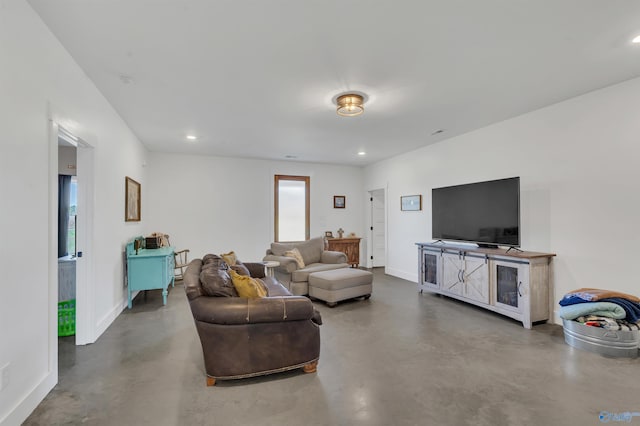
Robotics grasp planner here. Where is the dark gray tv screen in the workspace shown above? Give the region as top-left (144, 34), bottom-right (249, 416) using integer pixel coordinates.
top-left (431, 177), bottom-right (520, 247)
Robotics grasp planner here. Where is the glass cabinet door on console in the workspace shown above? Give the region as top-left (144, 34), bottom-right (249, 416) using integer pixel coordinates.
top-left (420, 249), bottom-right (440, 292)
top-left (492, 260), bottom-right (529, 313)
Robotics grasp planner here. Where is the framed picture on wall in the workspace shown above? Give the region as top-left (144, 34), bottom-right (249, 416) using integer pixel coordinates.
top-left (125, 176), bottom-right (141, 222)
top-left (334, 195), bottom-right (346, 209)
top-left (401, 195), bottom-right (422, 211)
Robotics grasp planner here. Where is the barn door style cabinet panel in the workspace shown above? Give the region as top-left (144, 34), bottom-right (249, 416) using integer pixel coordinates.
top-left (416, 243), bottom-right (555, 329)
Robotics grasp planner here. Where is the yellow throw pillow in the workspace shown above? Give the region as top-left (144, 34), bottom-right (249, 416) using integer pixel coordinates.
top-left (284, 248), bottom-right (305, 268)
top-left (229, 269), bottom-right (267, 298)
top-left (221, 251), bottom-right (237, 266)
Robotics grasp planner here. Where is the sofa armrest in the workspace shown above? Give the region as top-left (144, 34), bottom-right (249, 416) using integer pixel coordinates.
top-left (263, 254), bottom-right (298, 273)
top-left (321, 250), bottom-right (348, 264)
top-left (189, 296), bottom-right (314, 325)
top-left (242, 262), bottom-right (266, 278)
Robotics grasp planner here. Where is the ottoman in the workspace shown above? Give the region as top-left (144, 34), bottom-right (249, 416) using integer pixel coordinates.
top-left (308, 268), bottom-right (373, 307)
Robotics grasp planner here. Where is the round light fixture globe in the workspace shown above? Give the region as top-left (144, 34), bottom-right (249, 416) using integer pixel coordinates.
top-left (336, 93), bottom-right (364, 117)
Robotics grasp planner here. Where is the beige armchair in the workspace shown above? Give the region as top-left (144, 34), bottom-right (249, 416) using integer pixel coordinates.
top-left (263, 237), bottom-right (349, 295)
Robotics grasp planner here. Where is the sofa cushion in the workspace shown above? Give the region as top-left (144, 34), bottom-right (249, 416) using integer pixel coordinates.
top-left (200, 266), bottom-right (238, 297)
top-left (229, 269), bottom-right (267, 298)
top-left (284, 248), bottom-right (305, 268)
top-left (261, 276), bottom-right (292, 296)
top-left (291, 262), bottom-right (350, 283)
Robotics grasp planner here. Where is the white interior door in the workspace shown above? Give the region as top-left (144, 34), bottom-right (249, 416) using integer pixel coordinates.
top-left (74, 140), bottom-right (95, 345)
top-left (370, 189), bottom-right (385, 267)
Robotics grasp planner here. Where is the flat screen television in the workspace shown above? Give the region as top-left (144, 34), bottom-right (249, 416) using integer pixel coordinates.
top-left (432, 177), bottom-right (520, 248)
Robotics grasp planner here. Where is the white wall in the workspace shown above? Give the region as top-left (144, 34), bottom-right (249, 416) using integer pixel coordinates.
top-left (0, 1), bottom-right (147, 424)
top-left (145, 152), bottom-right (364, 263)
top-left (364, 76), bottom-right (640, 323)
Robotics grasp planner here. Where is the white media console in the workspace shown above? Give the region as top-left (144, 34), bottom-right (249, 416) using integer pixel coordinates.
top-left (416, 242), bottom-right (556, 329)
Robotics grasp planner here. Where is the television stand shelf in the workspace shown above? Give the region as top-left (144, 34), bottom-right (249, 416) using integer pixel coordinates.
top-left (416, 242), bottom-right (555, 329)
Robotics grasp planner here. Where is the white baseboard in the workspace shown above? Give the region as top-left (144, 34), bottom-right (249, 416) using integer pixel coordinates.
top-left (384, 267), bottom-right (418, 283)
top-left (0, 370), bottom-right (56, 426)
top-left (94, 294), bottom-right (132, 341)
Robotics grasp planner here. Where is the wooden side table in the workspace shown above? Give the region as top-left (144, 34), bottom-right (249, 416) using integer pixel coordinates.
top-left (326, 237), bottom-right (361, 268)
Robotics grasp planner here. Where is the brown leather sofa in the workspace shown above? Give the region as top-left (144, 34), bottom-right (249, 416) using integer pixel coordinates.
top-left (183, 255), bottom-right (321, 386)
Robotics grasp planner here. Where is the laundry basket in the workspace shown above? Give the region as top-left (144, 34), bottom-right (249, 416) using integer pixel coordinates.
top-left (563, 319), bottom-right (639, 358)
top-left (58, 299), bottom-right (76, 337)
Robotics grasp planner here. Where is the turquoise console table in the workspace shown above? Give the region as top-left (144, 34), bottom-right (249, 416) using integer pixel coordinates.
top-left (126, 239), bottom-right (175, 308)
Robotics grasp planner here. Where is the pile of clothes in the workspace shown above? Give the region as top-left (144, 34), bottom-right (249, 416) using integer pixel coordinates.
top-left (559, 288), bottom-right (640, 331)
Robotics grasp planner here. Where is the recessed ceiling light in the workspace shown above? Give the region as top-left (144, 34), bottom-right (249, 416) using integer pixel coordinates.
top-left (186, 135), bottom-right (197, 141)
top-left (431, 129), bottom-right (445, 136)
top-left (285, 155), bottom-right (297, 159)
top-left (357, 151), bottom-right (366, 156)
top-left (633, 35), bottom-right (640, 44)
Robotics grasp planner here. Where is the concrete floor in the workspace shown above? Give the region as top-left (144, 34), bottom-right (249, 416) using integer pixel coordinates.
top-left (25, 269), bottom-right (639, 426)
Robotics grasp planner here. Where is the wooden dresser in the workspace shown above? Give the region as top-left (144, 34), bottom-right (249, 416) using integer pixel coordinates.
top-left (326, 237), bottom-right (361, 268)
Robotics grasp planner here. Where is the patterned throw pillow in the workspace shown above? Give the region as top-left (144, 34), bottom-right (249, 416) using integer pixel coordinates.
top-left (284, 248), bottom-right (305, 268)
top-left (229, 269), bottom-right (267, 298)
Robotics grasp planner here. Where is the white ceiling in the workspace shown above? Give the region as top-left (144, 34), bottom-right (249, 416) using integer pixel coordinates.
top-left (28, 0), bottom-right (640, 166)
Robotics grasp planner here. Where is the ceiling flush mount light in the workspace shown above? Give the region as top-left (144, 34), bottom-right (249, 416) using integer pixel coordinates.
top-left (336, 93), bottom-right (365, 117)
top-left (357, 151), bottom-right (366, 156)
top-left (186, 135), bottom-right (197, 141)
top-left (633, 35), bottom-right (640, 43)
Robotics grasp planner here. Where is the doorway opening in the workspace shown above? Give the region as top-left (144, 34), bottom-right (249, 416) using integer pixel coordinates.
top-left (51, 123), bottom-right (95, 348)
top-left (57, 130), bottom-right (77, 344)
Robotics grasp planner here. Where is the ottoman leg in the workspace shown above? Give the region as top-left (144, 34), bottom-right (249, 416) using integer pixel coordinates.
top-left (326, 302), bottom-right (338, 308)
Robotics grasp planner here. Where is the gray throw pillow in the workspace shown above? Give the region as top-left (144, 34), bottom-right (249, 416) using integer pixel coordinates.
top-left (202, 254), bottom-right (229, 270)
top-left (200, 267), bottom-right (237, 297)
